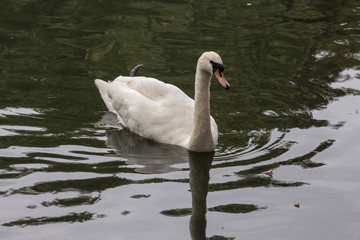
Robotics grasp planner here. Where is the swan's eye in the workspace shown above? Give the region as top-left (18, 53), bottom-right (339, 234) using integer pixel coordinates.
top-left (210, 60), bottom-right (224, 75)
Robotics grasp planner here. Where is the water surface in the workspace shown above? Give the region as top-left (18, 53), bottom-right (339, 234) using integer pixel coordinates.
top-left (0, 0), bottom-right (360, 239)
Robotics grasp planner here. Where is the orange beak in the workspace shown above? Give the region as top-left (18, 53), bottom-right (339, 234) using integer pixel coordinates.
top-left (214, 69), bottom-right (230, 90)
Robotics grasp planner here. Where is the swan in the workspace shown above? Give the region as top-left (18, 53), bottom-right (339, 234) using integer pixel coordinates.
top-left (95, 51), bottom-right (230, 152)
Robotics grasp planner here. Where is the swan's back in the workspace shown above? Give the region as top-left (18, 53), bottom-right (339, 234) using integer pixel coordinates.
top-left (95, 76), bottom-right (198, 148)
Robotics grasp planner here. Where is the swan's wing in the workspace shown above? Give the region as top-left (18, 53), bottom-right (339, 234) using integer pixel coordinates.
top-left (94, 79), bottom-right (116, 113)
top-left (113, 76), bottom-right (187, 102)
top-left (95, 79), bottom-right (126, 125)
top-left (107, 76), bottom-right (194, 147)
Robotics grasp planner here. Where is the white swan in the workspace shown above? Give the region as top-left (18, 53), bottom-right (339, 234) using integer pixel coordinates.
top-left (95, 51), bottom-right (229, 152)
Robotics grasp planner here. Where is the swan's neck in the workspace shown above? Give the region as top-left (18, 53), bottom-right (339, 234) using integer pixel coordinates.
top-left (188, 69), bottom-right (215, 152)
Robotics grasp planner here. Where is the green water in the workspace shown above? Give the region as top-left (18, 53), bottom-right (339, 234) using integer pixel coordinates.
top-left (0, 0), bottom-right (360, 239)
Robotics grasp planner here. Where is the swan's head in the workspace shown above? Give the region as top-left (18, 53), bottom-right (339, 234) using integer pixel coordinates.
top-left (198, 51), bottom-right (230, 90)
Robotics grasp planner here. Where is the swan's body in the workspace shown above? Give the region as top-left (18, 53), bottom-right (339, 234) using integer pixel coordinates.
top-left (95, 51), bottom-right (229, 152)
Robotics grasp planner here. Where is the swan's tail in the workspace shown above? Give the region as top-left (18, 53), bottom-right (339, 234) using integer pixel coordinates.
top-left (130, 64), bottom-right (143, 77)
top-left (94, 79), bottom-right (116, 113)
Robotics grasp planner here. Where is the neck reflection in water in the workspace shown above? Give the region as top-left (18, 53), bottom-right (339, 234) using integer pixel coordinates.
top-left (188, 151), bottom-right (214, 240)
top-left (100, 111), bottom-right (215, 239)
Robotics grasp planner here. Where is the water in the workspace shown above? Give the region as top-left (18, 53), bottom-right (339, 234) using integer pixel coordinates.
top-left (0, 0), bottom-right (359, 239)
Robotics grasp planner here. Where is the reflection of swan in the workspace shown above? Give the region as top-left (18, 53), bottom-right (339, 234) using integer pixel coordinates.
top-left (188, 151), bottom-right (214, 240)
top-left (99, 112), bottom-right (188, 174)
top-left (95, 51), bottom-right (229, 152)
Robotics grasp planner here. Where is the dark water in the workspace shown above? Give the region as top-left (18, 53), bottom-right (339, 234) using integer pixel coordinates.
top-left (1, 0), bottom-right (360, 239)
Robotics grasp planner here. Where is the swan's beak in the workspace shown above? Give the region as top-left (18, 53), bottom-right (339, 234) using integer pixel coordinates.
top-left (214, 69), bottom-right (230, 90)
